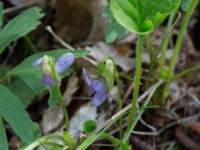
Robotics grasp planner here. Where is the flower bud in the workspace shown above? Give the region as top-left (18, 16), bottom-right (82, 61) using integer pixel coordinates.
top-left (41, 55), bottom-right (52, 75)
top-left (105, 59), bottom-right (114, 75)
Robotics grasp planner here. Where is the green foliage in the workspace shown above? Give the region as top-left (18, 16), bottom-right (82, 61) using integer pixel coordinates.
top-left (103, 5), bottom-right (126, 43)
top-left (83, 119), bottom-right (97, 133)
top-left (6, 78), bottom-right (35, 107)
top-left (97, 57), bottom-right (114, 91)
top-left (0, 6), bottom-right (44, 54)
top-left (181, 0), bottom-right (192, 11)
top-left (110, 0), bottom-right (180, 35)
top-left (48, 87), bottom-right (60, 109)
top-left (0, 3), bottom-right (3, 30)
top-left (0, 85), bottom-right (41, 144)
top-left (0, 117), bottom-right (8, 150)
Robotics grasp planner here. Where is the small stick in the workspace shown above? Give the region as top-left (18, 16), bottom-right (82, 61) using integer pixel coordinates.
top-left (45, 26), bottom-right (97, 66)
top-left (3, 0), bottom-right (41, 15)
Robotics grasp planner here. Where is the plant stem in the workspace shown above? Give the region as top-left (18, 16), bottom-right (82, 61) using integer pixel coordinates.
top-left (173, 65), bottom-right (200, 81)
top-left (23, 134), bottom-right (66, 150)
top-left (164, 0), bottom-right (198, 102)
top-left (114, 64), bottom-right (123, 140)
top-left (124, 35), bottom-right (143, 143)
top-left (145, 34), bottom-right (155, 89)
top-left (146, 34), bottom-right (153, 62)
top-left (160, 13), bottom-right (176, 69)
top-left (50, 61), bottom-right (70, 131)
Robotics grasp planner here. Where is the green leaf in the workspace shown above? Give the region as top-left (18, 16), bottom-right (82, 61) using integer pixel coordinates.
top-left (83, 119), bottom-right (97, 133)
top-left (181, 0), bottom-right (192, 11)
top-left (103, 5), bottom-right (126, 43)
top-left (110, 0), bottom-right (180, 35)
top-left (0, 2), bottom-right (3, 30)
top-left (48, 87), bottom-right (60, 109)
top-left (0, 85), bottom-right (41, 144)
top-left (6, 78), bottom-right (35, 107)
top-left (0, 7), bottom-right (44, 54)
top-left (0, 117), bottom-right (8, 150)
top-left (0, 65), bottom-right (10, 79)
top-left (153, 13), bottom-right (168, 27)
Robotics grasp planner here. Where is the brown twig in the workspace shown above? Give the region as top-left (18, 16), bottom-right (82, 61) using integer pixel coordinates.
top-left (3, 0), bottom-right (42, 15)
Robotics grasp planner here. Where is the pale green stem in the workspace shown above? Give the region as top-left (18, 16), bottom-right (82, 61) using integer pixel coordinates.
top-left (160, 13), bottom-right (176, 69)
top-left (173, 65), bottom-right (200, 81)
top-left (114, 64), bottom-right (123, 140)
top-left (23, 134), bottom-right (66, 150)
top-left (145, 34), bottom-right (155, 89)
top-left (124, 35), bottom-right (143, 143)
top-left (164, 0), bottom-right (198, 102)
top-left (49, 61), bottom-right (70, 131)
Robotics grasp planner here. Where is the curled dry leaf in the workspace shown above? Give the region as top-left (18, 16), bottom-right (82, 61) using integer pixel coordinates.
top-left (41, 107), bottom-right (64, 134)
top-left (63, 73), bottom-right (79, 105)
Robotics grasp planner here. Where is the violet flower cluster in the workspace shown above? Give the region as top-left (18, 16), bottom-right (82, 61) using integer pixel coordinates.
top-left (33, 53), bottom-right (75, 86)
top-left (82, 68), bottom-right (109, 106)
top-left (33, 53), bottom-right (109, 106)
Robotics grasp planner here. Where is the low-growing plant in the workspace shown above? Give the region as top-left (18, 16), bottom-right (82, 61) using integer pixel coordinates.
top-left (0, 0), bottom-right (199, 149)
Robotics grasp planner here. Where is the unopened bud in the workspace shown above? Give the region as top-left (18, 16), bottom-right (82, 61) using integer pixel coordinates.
top-left (41, 55), bottom-right (52, 75)
top-left (105, 59), bottom-right (114, 74)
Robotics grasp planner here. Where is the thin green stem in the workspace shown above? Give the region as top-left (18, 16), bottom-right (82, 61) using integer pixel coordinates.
top-left (124, 35), bottom-right (143, 143)
top-left (160, 13), bottom-right (176, 69)
top-left (145, 34), bottom-right (156, 89)
top-left (114, 65), bottom-right (123, 140)
top-left (23, 134), bottom-right (66, 150)
top-left (173, 65), bottom-right (200, 81)
top-left (164, 0), bottom-right (198, 102)
top-left (50, 61), bottom-right (70, 131)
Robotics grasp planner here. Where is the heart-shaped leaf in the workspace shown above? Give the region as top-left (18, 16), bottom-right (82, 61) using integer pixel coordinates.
top-left (103, 5), bottom-right (126, 43)
top-left (110, 0), bottom-right (180, 35)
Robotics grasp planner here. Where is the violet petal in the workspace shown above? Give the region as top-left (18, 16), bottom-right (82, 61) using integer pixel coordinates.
top-left (92, 80), bottom-right (104, 92)
top-left (33, 57), bottom-right (42, 67)
top-left (88, 85), bottom-right (95, 96)
top-left (82, 68), bottom-right (91, 86)
top-left (91, 80), bottom-right (108, 106)
top-left (55, 53), bottom-right (75, 73)
top-left (92, 92), bottom-right (107, 106)
top-left (42, 75), bottom-right (60, 86)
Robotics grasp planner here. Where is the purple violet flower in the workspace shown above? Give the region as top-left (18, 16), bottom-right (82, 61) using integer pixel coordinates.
top-left (82, 68), bottom-right (109, 106)
top-left (33, 53), bottom-right (75, 86)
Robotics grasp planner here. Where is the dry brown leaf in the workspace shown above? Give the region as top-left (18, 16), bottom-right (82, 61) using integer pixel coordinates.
top-left (63, 73), bottom-right (79, 105)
